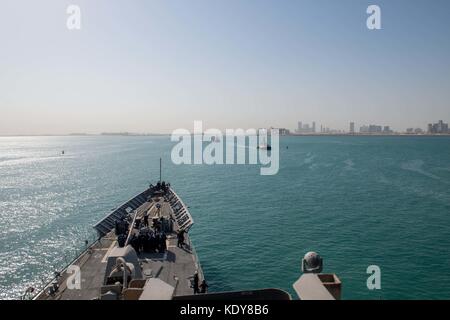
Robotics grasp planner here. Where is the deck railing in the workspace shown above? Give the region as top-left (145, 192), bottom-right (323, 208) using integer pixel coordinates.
top-left (26, 233), bottom-right (100, 300)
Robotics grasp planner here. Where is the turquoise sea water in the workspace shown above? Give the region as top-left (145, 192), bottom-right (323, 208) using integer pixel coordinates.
top-left (1, 135), bottom-right (450, 300)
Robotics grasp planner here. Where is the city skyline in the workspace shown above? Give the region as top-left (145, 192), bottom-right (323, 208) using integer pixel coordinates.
top-left (1, 0), bottom-right (450, 135)
top-left (1, 118), bottom-right (448, 136)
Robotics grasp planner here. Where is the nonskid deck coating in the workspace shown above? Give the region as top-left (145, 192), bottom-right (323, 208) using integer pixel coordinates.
top-left (36, 195), bottom-right (202, 300)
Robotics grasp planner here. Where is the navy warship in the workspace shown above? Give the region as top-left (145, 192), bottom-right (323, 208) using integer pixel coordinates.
top-left (25, 177), bottom-right (341, 300)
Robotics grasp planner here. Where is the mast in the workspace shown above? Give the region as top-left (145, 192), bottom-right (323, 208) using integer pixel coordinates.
top-left (159, 157), bottom-right (162, 183)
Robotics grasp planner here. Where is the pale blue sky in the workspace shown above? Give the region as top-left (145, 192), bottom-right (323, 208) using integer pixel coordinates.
top-left (1, 0), bottom-right (450, 134)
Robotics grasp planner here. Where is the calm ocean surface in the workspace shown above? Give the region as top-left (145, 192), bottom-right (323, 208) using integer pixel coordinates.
top-left (1, 135), bottom-right (450, 299)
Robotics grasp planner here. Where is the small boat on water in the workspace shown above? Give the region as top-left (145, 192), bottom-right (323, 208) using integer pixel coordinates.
top-left (257, 144), bottom-right (272, 150)
top-left (258, 134), bottom-right (272, 150)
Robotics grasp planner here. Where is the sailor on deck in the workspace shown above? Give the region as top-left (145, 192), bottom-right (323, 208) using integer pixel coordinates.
top-left (200, 280), bottom-right (209, 294)
top-left (177, 229), bottom-right (185, 248)
top-left (193, 272), bottom-right (200, 294)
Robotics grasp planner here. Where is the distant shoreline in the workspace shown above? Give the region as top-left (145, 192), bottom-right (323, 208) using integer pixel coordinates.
top-left (0, 133), bottom-right (171, 137)
top-left (285, 133), bottom-right (450, 137)
top-left (1, 133), bottom-right (449, 138)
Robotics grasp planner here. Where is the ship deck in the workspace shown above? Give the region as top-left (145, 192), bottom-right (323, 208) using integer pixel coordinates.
top-left (36, 194), bottom-right (202, 300)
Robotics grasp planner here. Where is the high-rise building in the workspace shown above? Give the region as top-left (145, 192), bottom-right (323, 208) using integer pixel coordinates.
top-left (438, 120), bottom-right (444, 132)
top-left (369, 125), bottom-right (382, 133)
top-left (349, 122), bottom-right (355, 134)
top-left (271, 127), bottom-right (290, 135)
top-left (428, 120), bottom-right (449, 134)
top-left (383, 126), bottom-right (392, 133)
top-left (296, 121), bottom-right (316, 134)
top-left (360, 124), bottom-right (389, 134)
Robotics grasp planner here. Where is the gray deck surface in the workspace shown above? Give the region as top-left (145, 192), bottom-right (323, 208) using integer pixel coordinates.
top-left (36, 195), bottom-right (202, 300)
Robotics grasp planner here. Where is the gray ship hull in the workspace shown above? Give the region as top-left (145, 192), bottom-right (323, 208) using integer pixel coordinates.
top-left (33, 184), bottom-right (204, 300)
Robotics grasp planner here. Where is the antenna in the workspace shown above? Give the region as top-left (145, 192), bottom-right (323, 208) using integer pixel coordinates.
top-left (159, 157), bottom-right (162, 183)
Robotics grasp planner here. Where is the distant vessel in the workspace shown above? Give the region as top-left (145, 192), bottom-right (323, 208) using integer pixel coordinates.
top-left (257, 144), bottom-right (272, 150)
top-left (257, 137), bottom-right (272, 150)
top-left (61, 150), bottom-right (65, 155)
top-left (257, 130), bottom-right (272, 150)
